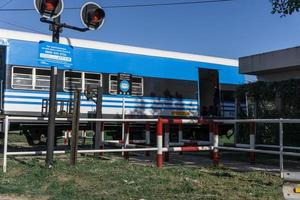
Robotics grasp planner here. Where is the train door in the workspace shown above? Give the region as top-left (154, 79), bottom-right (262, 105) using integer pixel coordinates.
top-left (198, 68), bottom-right (220, 117)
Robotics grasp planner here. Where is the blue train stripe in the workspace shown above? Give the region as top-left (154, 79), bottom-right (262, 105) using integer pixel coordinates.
top-left (4, 89), bottom-right (199, 102)
top-left (4, 101), bottom-right (198, 111)
top-left (4, 95), bottom-right (198, 106)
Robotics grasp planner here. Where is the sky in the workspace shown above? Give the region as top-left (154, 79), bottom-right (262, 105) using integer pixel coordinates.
top-left (0, 0), bottom-right (300, 59)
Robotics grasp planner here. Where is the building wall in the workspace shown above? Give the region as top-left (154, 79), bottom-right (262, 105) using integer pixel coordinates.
top-left (257, 69), bottom-right (300, 82)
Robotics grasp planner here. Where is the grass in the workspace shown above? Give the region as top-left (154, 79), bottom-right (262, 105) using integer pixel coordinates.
top-left (0, 157), bottom-right (283, 200)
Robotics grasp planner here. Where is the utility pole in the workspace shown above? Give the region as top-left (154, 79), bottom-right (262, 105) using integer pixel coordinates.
top-left (46, 16), bottom-right (60, 169)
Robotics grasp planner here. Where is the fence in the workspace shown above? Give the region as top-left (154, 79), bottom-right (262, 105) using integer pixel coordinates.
top-left (3, 116), bottom-right (300, 175)
top-left (2, 116), bottom-right (158, 173)
top-left (214, 118), bottom-right (300, 177)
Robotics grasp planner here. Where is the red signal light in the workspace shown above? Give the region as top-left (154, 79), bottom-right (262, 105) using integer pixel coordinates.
top-left (34, 0), bottom-right (64, 19)
top-left (45, 0), bottom-right (58, 11)
top-left (81, 2), bottom-right (105, 30)
top-left (91, 10), bottom-right (101, 24)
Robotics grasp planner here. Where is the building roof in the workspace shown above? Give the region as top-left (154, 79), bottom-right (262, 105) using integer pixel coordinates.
top-left (239, 46), bottom-right (300, 75)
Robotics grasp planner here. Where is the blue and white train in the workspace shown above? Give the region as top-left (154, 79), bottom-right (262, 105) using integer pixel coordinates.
top-left (0, 29), bottom-right (245, 119)
top-left (0, 29), bottom-right (247, 144)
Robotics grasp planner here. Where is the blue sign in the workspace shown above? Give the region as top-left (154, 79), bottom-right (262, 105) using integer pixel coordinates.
top-left (120, 80), bottom-right (130, 93)
top-left (38, 41), bottom-right (73, 69)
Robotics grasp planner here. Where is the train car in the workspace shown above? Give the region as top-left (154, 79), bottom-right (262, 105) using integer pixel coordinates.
top-left (0, 29), bottom-right (246, 144)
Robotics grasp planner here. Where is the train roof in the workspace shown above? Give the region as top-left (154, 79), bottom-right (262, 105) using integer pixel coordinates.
top-left (0, 29), bottom-right (238, 67)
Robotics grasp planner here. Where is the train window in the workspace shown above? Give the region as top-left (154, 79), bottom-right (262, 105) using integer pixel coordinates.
top-left (109, 74), bottom-right (118, 95)
top-left (35, 69), bottom-right (50, 90)
top-left (132, 77), bottom-right (143, 96)
top-left (85, 73), bottom-right (102, 90)
top-left (12, 67), bottom-right (33, 89)
top-left (64, 71), bottom-right (82, 91)
top-left (109, 74), bottom-right (143, 96)
top-left (12, 67), bottom-right (51, 90)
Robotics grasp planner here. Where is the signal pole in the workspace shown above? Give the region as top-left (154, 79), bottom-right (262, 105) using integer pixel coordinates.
top-left (46, 16), bottom-right (60, 168)
top-left (35, 0), bottom-right (105, 168)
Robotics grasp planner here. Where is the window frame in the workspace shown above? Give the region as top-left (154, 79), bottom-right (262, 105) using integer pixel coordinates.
top-left (11, 66), bottom-right (51, 91)
top-left (108, 74), bottom-right (144, 96)
top-left (63, 70), bottom-right (102, 92)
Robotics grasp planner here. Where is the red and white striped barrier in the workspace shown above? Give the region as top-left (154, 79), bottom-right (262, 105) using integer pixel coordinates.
top-left (105, 140), bottom-right (147, 144)
top-left (167, 146), bottom-right (211, 152)
top-left (155, 118), bottom-right (216, 168)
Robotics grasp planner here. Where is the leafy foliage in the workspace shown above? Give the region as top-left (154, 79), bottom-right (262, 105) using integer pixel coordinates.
top-left (271, 0), bottom-right (300, 16)
top-left (237, 79), bottom-right (300, 145)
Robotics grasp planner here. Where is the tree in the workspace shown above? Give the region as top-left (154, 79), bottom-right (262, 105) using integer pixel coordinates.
top-left (271, 0), bottom-right (300, 16)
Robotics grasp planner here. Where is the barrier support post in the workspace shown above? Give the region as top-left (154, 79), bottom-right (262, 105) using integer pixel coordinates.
top-left (178, 124), bottom-right (183, 155)
top-left (156, 118), bottom-right (163, 168)
top-left (279, 120), bottom-right (284, 178)
top-left (67, 130), bottom-right (71, 146)
top-left (82, 130), bottom-right (86, 145)
top-left (124, 123), bottom-right (130, 160)
top-left (212, 122), bottom-right (219, 166)
top-left (70, 90), bottom-right (81, 166)
top-left (249, 122), bottom-right (256, 165)
top-left (3, 116), bottom-right (9, 173)
top-left (99, 123), bottom-right (105, 156)
top-left (164, 124), bottom-right (170, 162)
top-left (209, 123), bottom-right (214, 159)
top-left (145, 123), bottom-right (151, 156)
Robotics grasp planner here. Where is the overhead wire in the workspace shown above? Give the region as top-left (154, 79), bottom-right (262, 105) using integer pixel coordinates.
top-left (0, 0), bottom-right (234, 12)
top-left (0, 0), bottom-right (234, 34)
top-left (0, 0), bottom-right (13, 9)
top-left (0, 17), bottom-right (46, 34)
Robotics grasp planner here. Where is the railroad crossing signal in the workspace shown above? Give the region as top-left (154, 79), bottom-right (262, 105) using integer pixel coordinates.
top-left (80, 2), bottom-right (105, 30)
top-left (34, 0), bottom-right (105, 168)
top-left (34, 0), bottom-right (64, 19)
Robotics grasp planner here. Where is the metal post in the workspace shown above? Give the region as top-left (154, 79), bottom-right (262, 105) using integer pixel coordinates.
top-left (250, 122), bottom-right (256, 165)
top-left (234, 96), bottom-right (240, 145)
top-left (124, 123), bottom-right (129, 160)
top-left (178, 124), bottom-right (183, 155)
top-left (94, 86), bottom-right (103, 158)
top-left (279, 119), bottom-right (284, 178)
top-left (212, 123), bottom-right (219, 166)
top-left (209, 123), bottom-right (214, 159)
top-left (121, 96), bottom-right (125, 156)
top-left (164, 124), bottom-right (170, 162)
top-left (70, 90), bottom-right (81, 166)
top-left (156, 119), bottom-right (163, 168)
top-left (145, 123), bottom-right (151, 156)
top-left (46, 16), bottom-right (60, 168)
top-left (3, 116), bottom-right (9, 173)
top-left (100, 123), bottom-right (105, 156)
top-left (178, 124), bottom-right (183, 144)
